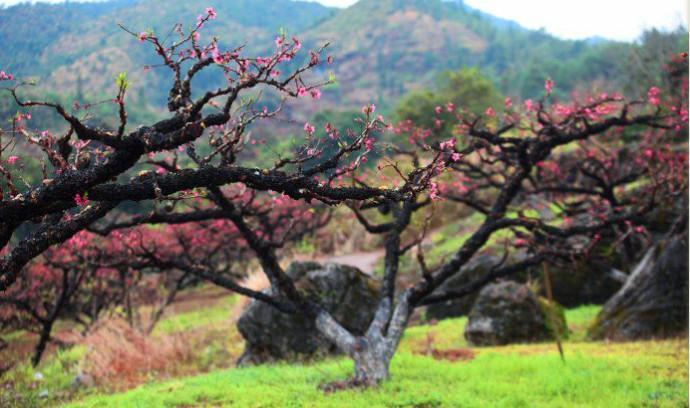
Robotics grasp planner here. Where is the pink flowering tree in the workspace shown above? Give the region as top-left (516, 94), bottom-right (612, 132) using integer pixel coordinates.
top-left (0, 10), bottom-right (436, 368)
top-left (336, 69), bottom-right (687, 383)
top-left (0, 8), bottom-right (417, 289)
top-left (0, 233), bottom-right (131, 366)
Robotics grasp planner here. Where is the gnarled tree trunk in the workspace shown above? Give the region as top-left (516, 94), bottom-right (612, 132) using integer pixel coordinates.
top-left (315, 293), bottom-right (411, 385)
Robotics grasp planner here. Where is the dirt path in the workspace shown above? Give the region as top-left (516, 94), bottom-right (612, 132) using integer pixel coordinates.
top-left (319, 249), bottom-right (385, 275)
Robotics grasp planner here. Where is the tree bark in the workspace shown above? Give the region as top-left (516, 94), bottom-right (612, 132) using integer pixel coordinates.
top-left (314, 291), bottom-right (411, 385)
top-left (32, 320), bottom-right (54, 367)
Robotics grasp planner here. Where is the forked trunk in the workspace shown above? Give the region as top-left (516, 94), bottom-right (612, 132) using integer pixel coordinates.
top-left (352, 338), bottom-right (392, 384)
top-left (315, 293), bottom-right (411, 386)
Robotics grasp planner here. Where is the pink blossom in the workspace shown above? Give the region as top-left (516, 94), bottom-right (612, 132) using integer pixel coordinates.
top-left (446, 102), bottom-right (454, 112)
top-left (6, 155), bottom-right (18, 165)
top-left (439, 138), bottom-right (456, 150)
top-left (504, 97), bottom-right (512, 109)
top-left (211, 46), bottom-right (224, 64)
top-left (485, 107), bottom-right (495, 117)
top-left (270, 70), bottom-right (280, 77)
top-left (74, 193), bottom-right (89, 207)
top-left (310, 88), bottom-right (321, 100)
top-left (545, 79), bottom-right (554, 95)
top-left (303, 122), bottom-right (315, 136)
top-left (297, 87), bottom-right (307, 97)
top-left (327, 55), bottom-right (334, 64)
top-left (364, 137), bottom-right (374, 151)
top-left (647, 87), bottom-right (661, 106)
top-left (451, 153), bottom-right (461, 162)
top-left (0, 71), bottom-right (14, 81)
top-left (205, 7), bottom-right (217, 19)
top-left (595, 104), bottom-right (612, 115)
top-left (292, 37), bottom-right (302, 52)
top-left (429, 182), bottom-right (441, 201)
top-left (435, 106), bottom-right (442, 115)
top-left (554, 104), bottom-right (572, 116)
top-left (361, 104), bottom-right (375, 115)
top-left (524, 99), bottom-right (534, 111)
top-left (514, 238), bottom-right (528, 247)
top-left (275, 36), bottom-right (284, 48)
top-left (138, 32), bottom-right (147, 43)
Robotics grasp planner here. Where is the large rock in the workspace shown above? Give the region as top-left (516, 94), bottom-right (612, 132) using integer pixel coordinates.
top-left (425, 253), bottom-right (502, 320)
top-left (543, 258), bottom-right (627, 308)
top-left (464, 281), bottom-right (566, 346)
top-left (588, 229), bottom-right (689, 341)
top-left (237, 261), bottom-right (380, 364)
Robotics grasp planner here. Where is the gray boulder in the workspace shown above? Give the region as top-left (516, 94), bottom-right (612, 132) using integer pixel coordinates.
top-left (237, 261), bottom-right (380, 364)
top-left (425, 253), bottom-right (502, 320)
top-left (464, 281), bottom-right (566, 346)
top-left (589, 228), bottom-right (688, 341)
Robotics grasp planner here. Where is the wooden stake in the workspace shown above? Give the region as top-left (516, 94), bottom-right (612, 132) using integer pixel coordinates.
top-left (543, 263), bottom-right (565, 362)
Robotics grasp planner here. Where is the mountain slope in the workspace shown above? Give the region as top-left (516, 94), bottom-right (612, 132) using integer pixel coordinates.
top-left (300, 0), bottom-right (636, 108)
top-left (2, 0), bottom-right (685, 132)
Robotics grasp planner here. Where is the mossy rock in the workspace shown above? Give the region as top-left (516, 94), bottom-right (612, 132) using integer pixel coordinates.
top-left (464, 281), bottom-right (567, 346)
top-left (237, 262), bottom-right (380, 365)
top-left (588, 232), bottom-right (688, 341)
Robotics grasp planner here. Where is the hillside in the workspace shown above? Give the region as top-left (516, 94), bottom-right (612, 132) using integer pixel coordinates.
top-left (1, 0), bottom-right (686, 134)
top-left (0, 1), bottom-right (634, 113)
top-left (300, 0), bottom-right (620, 107)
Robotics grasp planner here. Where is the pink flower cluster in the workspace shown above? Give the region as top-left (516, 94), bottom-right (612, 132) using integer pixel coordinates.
top-left (0, 71), bottom-right (13, 81)
top-left (439, 138), bottom-right (456, 151)
top-left (647, 87), bottom-right (661, 106)
top-left (429, 182), bottom-right (442, 201)
top-left (325, 123), bottom-right (340, 140)
top-left (74, 193), bottom-right (90, 207)
top-left (361, 104), bottom-right (376, 115)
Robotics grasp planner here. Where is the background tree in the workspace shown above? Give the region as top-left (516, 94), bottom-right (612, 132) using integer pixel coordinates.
top-left (395, 68), bottom-right (502, 142)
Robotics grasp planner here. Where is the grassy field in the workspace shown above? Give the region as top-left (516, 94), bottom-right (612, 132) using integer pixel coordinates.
top-left (2, 295), bottom-right (687, 408)
top-left (66, 340), bottom-right (687, 408)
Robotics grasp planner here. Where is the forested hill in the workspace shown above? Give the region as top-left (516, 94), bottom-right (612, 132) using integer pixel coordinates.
top-left (0, 0), bottom-right (687, 126)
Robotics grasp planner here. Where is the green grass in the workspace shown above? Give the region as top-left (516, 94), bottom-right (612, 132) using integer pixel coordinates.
top-left (152, 295), bottom-right (237, 335)
top-left (63, 306), bottom-right (688, 407)
top-left (66, 339), bottom-right (687, 408)
top-left (1, 346), bottom-right (88, 408)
